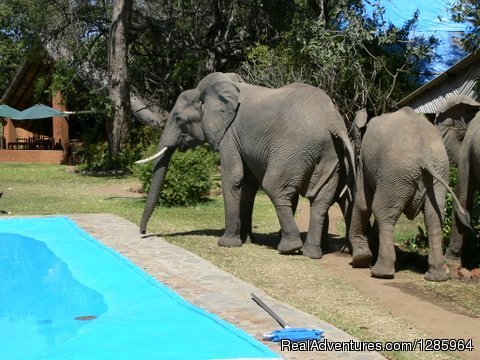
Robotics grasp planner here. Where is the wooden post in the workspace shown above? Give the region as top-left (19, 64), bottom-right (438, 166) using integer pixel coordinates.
top-left (52, 91), bottom-right (69, 151)
top-left (4, 119), bottom-right (16, 148)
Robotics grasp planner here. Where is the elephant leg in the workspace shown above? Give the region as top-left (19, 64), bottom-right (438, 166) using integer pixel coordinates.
top-left (240, 177), bottom-right (259, 244)
top-left (423, 182), bottom-right (449, 281)
top-left (271, 200), bottom-right (303, 253)
top-left (218, 151), bottom-right (244, 248)
top-left (277, 193), bottom-right (300, 241)
top-left (301, 175), bottom-right (338, 259)
top-left (262, 177), bottom-right (302, 253)
top-left (349, 169), bottom-right (373, 268)
top-left (370, 193), bottom-right (405, 279)
top-left (349, 201), bottom-right (373, 267)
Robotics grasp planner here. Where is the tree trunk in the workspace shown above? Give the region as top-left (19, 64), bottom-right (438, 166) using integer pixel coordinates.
top-left (108, 0), bottom-right (133, 155)
top-left (45, 43), bottom-right (168, 130)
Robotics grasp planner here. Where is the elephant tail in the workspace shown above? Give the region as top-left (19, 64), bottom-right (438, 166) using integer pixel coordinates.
top-left (329, 129), bottom-right (356, 201)
top-left (422, 163), bottom-right (472, 230)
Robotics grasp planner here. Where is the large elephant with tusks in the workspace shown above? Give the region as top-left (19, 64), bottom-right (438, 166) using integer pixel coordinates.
top-left (138, 72), bottom-right (355, 258)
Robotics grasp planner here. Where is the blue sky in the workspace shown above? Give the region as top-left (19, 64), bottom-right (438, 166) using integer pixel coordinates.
top-left (364, 0), bottom-right (469, 73)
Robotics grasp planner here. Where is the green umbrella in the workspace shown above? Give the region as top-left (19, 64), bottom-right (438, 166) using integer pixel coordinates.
top-left (12, 104), bottom-right (65, 120)
top-left (0, 105), bottom-right (21, 118)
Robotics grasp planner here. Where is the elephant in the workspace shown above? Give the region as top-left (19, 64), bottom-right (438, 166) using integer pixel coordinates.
top-left (434, 95), bottom-right (480, 265)
top-left (137, 72), bottom-right (356, 258)
top-left (349, 107), bottom-right (470, 281)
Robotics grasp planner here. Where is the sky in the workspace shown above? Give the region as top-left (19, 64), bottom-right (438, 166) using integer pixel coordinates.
top-left (364, 0), bottom-right (469, 75)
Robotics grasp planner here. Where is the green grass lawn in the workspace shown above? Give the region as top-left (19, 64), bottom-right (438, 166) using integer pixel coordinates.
top-left (1, 162), bottom-right (477, 360)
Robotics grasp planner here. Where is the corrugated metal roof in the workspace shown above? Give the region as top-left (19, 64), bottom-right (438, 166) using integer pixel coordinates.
top-left (397, 50), bottom-right (480, 114)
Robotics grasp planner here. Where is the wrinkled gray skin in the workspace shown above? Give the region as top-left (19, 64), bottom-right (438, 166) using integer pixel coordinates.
top-left (140, 72), bottom-right (355, 258)
top-left (434, 96), bottom-right (480, 264)
top-left (349, 107), bottom-right (470, 281)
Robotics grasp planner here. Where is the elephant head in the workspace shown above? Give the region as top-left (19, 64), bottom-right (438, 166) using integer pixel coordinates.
top-left (434, 95), bottom-right (480, 166)
top-left (138, 72), bottom-right (243, 234)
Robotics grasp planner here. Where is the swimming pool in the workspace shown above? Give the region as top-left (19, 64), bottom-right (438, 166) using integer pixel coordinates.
top-left (0, 217), bottom-right (279, 359)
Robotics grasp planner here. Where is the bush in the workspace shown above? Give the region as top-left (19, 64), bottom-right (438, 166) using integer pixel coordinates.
top-left (443, 166), bottom-right (480, 242)
top-left (76, 142), bottom-right (139, 172)
top-left (136, 145), bottom-right (219, 207)
top-left (76, 126), bottom-right (160, 172)
top-left (443, 166), bottom-right (480, 267)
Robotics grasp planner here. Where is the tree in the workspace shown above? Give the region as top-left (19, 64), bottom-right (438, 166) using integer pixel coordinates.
top-left (108, 0), bottom-right (133, 155)
top-left (241, 1), bottom-right (436, 120)
top-left (0, 0), bottom-right (439, 147)
top-left (451, 0), bottom-right (480, 52)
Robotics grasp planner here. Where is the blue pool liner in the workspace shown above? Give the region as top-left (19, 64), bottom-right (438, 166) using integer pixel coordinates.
top-left (0, 216), bottom-right (280, 360)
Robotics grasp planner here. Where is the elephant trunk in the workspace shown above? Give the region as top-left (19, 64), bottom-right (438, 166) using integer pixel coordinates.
top-left (139, 147), bottom-right (175, 234)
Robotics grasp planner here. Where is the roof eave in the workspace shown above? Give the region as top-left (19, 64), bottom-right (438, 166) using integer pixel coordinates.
top-left (397, 49), bottom-right (480, 108)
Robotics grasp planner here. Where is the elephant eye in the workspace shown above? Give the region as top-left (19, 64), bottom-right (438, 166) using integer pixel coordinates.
top-left (175, 115), bottom-right (184, 125)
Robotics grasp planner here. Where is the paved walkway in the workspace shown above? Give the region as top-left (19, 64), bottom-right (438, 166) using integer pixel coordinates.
top-left (70, 214), bottom-right (385, 360)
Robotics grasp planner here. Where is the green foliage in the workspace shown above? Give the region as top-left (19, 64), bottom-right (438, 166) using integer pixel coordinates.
top-left (2, 0), bottom-right (441, 133)
top-left (442, 166), bottom-right (480, 266)
top-left (401, 226), bottom-right (429, 253)
top-left (442, 166), bottom-right (480, 241)
top-left (136, 145), bottom-right (219, 207)
top-left (77, 142), bottom-right (138, 172)
top-left (74, 125), bottom-right (160, 171)
top-left (241, 1), bottom-right (436, 121)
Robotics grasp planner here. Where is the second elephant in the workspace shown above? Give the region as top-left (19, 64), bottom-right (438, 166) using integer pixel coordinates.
top-left (434, 96), bottom-right (480, 266)
top-left (349, 107), bottom-right (470, 281)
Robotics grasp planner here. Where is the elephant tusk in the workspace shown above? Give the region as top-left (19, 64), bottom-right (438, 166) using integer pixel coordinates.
top-left (135, 146), bottom-right (168, 164)
top-left (339, 185), bottom-right (348, 198)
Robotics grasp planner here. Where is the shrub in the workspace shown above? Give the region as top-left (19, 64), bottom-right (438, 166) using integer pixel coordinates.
top-left (136, 145), bottom-right (219, 207)
top-left (443, 166), bottom-right (480, 242)
top-left (76, 142), bottom-right (139, 172)
top-left (443, 166), bottom-right (480, 267)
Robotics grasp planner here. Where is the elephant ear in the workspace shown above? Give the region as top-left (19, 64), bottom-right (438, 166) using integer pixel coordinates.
top-left (434, 95), bottom-right (480, 165)
top-left (435, 95), bottom-right (480, 126)
top-left (223, 72), bottom-right (245, 83)
top-left (198, 75), bottom-right (240, 151)
top-left (353, 109), bottom-right (368, 128)
top-left (350, 109), bottom-right (368, 155)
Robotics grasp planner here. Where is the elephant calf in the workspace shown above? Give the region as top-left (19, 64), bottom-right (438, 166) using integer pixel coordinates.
top-left (349, 107), bottom-right (470, 281)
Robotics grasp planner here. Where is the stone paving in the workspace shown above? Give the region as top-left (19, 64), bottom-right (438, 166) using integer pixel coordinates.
top-left (69, 213), bottom-right (385, 360)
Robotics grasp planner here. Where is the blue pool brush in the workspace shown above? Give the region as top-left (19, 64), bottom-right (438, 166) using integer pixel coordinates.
top-left (251, 293), bottom-right (324, 342)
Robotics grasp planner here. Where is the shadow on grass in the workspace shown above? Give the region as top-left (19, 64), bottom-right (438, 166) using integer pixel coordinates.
top-left (146, 228), bottom-right (351, 256)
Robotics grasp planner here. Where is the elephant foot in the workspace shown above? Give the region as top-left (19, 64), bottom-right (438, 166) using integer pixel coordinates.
top-left (370, 260), bottom-right (395, 279)
top-left (218, 235), bottom-right (242, 248)
top-left (424, 268), bottom-right (449, 282)
top-left (301, 244), bottom-right (323, 259)
top-left (445, 254), bottom-right (461, 269)
top-left (350, 245), bottom-right (373, 268)
top-left (277, 236), bottom-right (303, 254)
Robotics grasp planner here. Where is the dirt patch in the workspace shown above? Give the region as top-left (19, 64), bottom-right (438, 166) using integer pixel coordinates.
top-left (296, 201), bottom-right (478, 360)
top-left (97, 181), bottom-right (143, 198)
